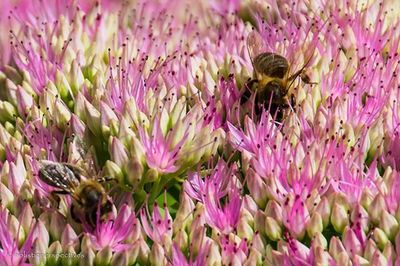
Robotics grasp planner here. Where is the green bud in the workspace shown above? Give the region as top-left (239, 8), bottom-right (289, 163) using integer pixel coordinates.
top-left (307, 212), bottom-right (323, 237)
top-left (84, 99), bottom-right (102, 137)
top-left (254, 210), bottom-right (266, 235)
top-left (331, 202), bottom-right (349, 233)
top-left (4, 65), bottom-right (22, 83)
top-left (95, 246), bottom-right (112, 266)
top-left (29, 238), bottom-right (47, 266)
top-left (104, 160), bottom-right (124, 183)
top-left (137, 238), bottom-right (150, 265)
top-left (315, 197), bottom-right (331, 228)
top-left (70, 60), bottom-right (84, 94)
top-left (244, 248), bottom-right (262, 266)
top-left (364, 238), bottom-right (378, 261)
top-left (311, 232), bottom-right (328, 250)
top-left (0, 182), bottom-right (14, 212)
top-left (47, 241), bottom-right (63, 265)
top-left (0, 101), bottom-right (17, 123)
top-left (380, 211), bottom-right (399, 241)
top-left (80, 248), bottom-right (95, 266)
top-left (369, 194), bottom-right (387, 225)
top-left (56, 69), bottom-right (73, 99)
top-left (374, 227), bottom-right (389, 250)
top-left (144, 168), bottom-right (159, 183)
top-left (265, 200), bottom-right (283, 226)
top-left (173, 229), bottom-right (188, 252)
top-left (207, 241), bottom-right (222, 266)
top-left (265, 217), bottom-right (282, 241)
top-left (149, 243), bottom-right (166, 266)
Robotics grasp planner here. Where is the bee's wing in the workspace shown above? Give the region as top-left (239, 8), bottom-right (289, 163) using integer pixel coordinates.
top-left (69, 136), bottom-right (99, 178)
top-left (247, 31), bottom-right (267, 64)
top-left (38, 160), bottom-right (81, 193)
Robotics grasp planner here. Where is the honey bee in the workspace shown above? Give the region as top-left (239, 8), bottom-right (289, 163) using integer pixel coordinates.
top-left (38, 140), bottom-right (113, 228)
top-left (241, 31), bottom-right (315, 121)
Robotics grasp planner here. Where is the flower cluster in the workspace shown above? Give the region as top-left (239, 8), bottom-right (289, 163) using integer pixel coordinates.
top-left (0, 0), bottom-right (399, 265)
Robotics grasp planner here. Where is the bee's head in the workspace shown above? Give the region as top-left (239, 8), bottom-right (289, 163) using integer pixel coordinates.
top-left (80, 184), bottom-right (104, 207)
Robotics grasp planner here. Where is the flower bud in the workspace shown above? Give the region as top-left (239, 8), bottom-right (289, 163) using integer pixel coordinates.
top-left (16, 85), bottom-right (33, 118)
top-left (137, 238), bottom-right (150, 264)
top-left (61, 224), bottom-right (79, 252)
top-left (104, 160), bottom-right (124, 183)
top-left (307, 212), bottom-right (323, 237)
top-left (80, 248), bottom-right (95, 266)
top-left (47, 241), bottom-right (63, 265)
top-left (50, 212), bottom-right (66, 241)
top-left (328, 236), bottom-right (346, 261)
top-left (1, 182), bottom-right (15, 212)
top-left (370, 250), bottom-right (388, 266)
top-left (206, 240), bottom-right (222, 265)
top-left (173, 229), bottom-right (188, 252)
top-left (149, 242), bottom-right (166, 266)
top-left (84, 99), bottom-right (101, 137)
top-left (364, 238), bottom-right (378, 261)
top-left (380, 210), bottom-right (399, 240)
top-left (69, 60), bottom-right (84, 94)
top-left (246, 169), bottom-right (268, 208)
top-left (109, 136), bottom-right (129, 166)
top-left (29, 238), bottom-right (47, 266)
top-left (311, 232), bottom-right (328, 250)
top-left (342, 226), bottom-right (362, 256)
top-left (331, 202), bottom-right (349, 233)
top-left (35, 220), bottom-right (49, 249)
top-left (265, 217), bottom-right (282, 241)
top-left (265, 200), bottom-right (283, 226)
top-left (18, 202), bottom-right (34, 234)
top-left (254, 210), bottom-right (266, 235)
top-left (313, 246), bottom-right (331, 265)
top-left (382, 242), bottom-right (395, 263)
top-left (373, 227), bottom-right (389, 250)
top-left (95, 246), bottom-right (112, 265)
top-left (315, 197), bottom-right (331, 228)
top-left (61, 246), bottom-right (79, 266)
top-left (353, 255), bottom-right (369, 266)
top-left (54, 100), bottom-right (72, 130)
top-left (0, 100), bottom-right (17, 123)
top-left (368, 194), bottom-right (387, 224)
top-left (244, 248), bottom-right (262, 266)
top-left (56, 69), bottom-right (73, 99)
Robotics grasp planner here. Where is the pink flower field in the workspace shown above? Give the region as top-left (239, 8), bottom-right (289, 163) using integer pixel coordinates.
top-left (0, 0), bottom-right (400, 265)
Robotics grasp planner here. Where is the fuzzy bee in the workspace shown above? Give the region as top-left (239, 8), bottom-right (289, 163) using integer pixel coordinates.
top-left (241, 31), bottom-right (315, 121)
top-left (38, 138), bottom-right (113, 228)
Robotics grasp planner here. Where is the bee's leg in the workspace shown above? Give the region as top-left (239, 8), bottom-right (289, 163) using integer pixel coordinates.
top-left (290, 94), bottom-right (296, 110)
top-left (70, 204), bottom-right (83, 224)
top-left (240, 78), bottom-right (257, 104)
top-left (300, 72), bottom-right (317, 84)
top-left (101, 200), bottom-right (113, 217)
top-left (86, 210), bottom-right (97, 229)
top-left (48, 190), bottom-right (69, 208)
top-left (97, 176), bottom-right (117, 184)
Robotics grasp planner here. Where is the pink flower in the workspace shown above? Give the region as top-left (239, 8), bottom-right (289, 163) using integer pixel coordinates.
top-left (0, 208), bottom-right (37, 266)
top-left (140, 202), bottom-right (172, 245)
top-left (185, 161), bottom-right (241, 234)
top-left (172, 243), bottom-right (210, 266)
top-left (88, 204), bottom-right (137, 252)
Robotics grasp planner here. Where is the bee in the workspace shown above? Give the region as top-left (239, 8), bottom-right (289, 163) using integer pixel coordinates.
top-left (241, 31), bottom-right (315, 121)
top-left (38, 139), bottom-right (113, 228)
